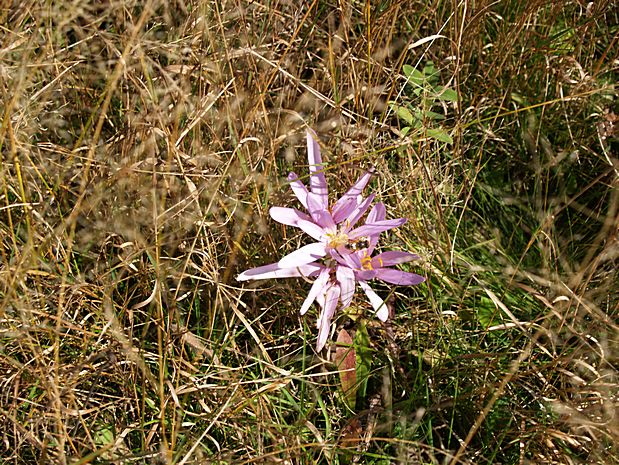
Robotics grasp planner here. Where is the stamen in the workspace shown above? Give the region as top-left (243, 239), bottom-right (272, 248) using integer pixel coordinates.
top-left (361, 255), bottom-right (373, 270)
top-left (326, 231), bottom-right (349, 249)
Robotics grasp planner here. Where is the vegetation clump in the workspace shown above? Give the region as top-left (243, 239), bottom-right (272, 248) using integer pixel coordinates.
top-left (0, 1), bottom-right (616, 464)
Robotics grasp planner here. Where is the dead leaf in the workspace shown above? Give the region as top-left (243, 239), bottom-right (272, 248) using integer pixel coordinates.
top-left (334, 329), bottom-right (357, 409)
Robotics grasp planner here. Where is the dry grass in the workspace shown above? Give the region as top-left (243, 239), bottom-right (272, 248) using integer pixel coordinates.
top-left (1, 1), bottom-right (617, 464)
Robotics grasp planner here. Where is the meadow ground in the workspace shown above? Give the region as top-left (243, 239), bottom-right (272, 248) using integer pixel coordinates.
top-left (0, 1), bottom-right (617, 464)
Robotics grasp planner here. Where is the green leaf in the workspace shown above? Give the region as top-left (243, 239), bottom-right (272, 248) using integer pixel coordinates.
top-left (402, 64), bottom-right (415, 77)
top-left (423, 61), bottom-right (439, 84)
top-left (94, 427), bottom-right (114, 447)
top-left (511, 92), bottom-right (525, 105)
top-left (423, 110), bottom-right (446, 121)
top-left (403, 65), bottom-right (426, 87)
top-left (426, 128), bottom-right (453, 144)
top-left (395, 106), bottom-right (415, 125)
top-left (435, 87), bottom-right (458, 102)
top-left (477, 296), bottom-right (502, 328)
top-left (423, 61), bottom-right (436, 75)
top-left (354, 321), bottom-right (372, 402)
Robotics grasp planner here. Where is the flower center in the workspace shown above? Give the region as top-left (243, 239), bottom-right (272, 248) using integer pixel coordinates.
top-left (361, 255), bottom-right (373, 270)
top-left (326, 230), bottom-right (349, 249)
top-left (361, 253), bottom-right (382, 270)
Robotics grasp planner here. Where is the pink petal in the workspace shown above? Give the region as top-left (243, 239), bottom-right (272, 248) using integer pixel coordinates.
top-left (342, 193), bottom-right (376, 232)
top-left (336, 265), bottom-right (356, 310)
top-left (237, 262), bottom-right (322, 281)
top-left (375, 268), bottom-right (425, 286)
top-left (331, 169), bottom-right (374, 219)
top-left (330, 248), bottom-right (356, 268)
top-left (287, 172), bottom-right (308, 209)
top-left (367, 202), bottom-right (386, 223)
top-left (269, 206), bottom-right (325, 241)
top-left (278, 242), bottom-right (327, 268)
top-left (331, 197), bottom-right (357, 224)
top-left (348, 217), bottom-right (407, 239)
top-left (372, 251), bottom-right (420, 267)
top-left (297, 220), bottom-right (327, 241)
top-left (355, 269), bottom-right (377, 281)
top-left (358, 281), bottom-right (388, 321)
top-left (307, 131), bottom-right (329, 209)
top-left (346, 250), bottom-right (364, 269)
top-left (315, 285), bottom-right (327, 309)
top-left (300, 267), bottom-right (331, 315)
top-left (269, 206), bottom-right (311, 225)
top-left (316, 284), bottom-right (340, 352)
top-left (307, 192), bottom-right (336, 230)
top-left (367, 203), bottom-right (386, 251)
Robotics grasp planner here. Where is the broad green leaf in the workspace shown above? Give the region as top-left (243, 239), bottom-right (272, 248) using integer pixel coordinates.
top-left (423, 61), bottom-right (439, 84)
top-left (402, 64), bottom-right (415, 77)
top-left (94, 427), bottom-right (114, 446)
top-left (403, 65), bottom-right (425, 87)
top-left (423, 61), bottom-right (436, 75)
top-left (410, 109), bottom-right (424, 128)
top-left (395, 106), bottom-right (415, 125)
top-left (334, 329), bottom-right (357, 409)
top-left (435, 87), bottom-right (458, 102)
top-left (423, 110), bottom-right (446, 121)
top-left (426, 128), bottom-right (453, 144)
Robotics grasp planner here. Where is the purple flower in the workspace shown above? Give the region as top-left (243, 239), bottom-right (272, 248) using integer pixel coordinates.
top-left (334, 202), bottom-right (425, 322)
top-left (302, 202), bottom-right (424, 338)
top-left (237, 131), bottom-right (424, 351)
top-left (267, 131), bottom-right (405, 269)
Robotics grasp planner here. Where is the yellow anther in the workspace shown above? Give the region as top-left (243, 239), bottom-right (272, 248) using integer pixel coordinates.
top-left (361, 255), bottom-right (373, 270)
top-left (326, 231), bottom-right (349, 249)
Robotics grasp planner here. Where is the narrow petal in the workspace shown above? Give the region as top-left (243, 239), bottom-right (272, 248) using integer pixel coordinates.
top-left (355, 269), bottom-right (377, 281)
top-left (330, 248), bottom-right (352, 267)
top-left (372, 251), bottom-right (420, 267)
top-left (278, 242), bottom-right (327, 268)
top-left (331, 169), bottom-right (374, 219)
top-left (316, 284), bottom-right (340, 352)
top-left (307, 131), bottom-right (329, 208)
top-left (367, 203), bottom-right (386, 251)
top-left (296, 219), bottom-right (327, 241)
top-left (347, 250), bottom-right (364, 269)
top-left (358, 280), bottom-right (388, 322)
top-left (375, 268), bottom-right (425, 286)
top-left (307, 192), bottom-right (336, 230)
top-left (300, 267), bottom-right (331, 315)
top-left (237, 262), bottom-right (322, 281)
top-left (367, 202), bottom-right (386, 223)
top-left (269, 206), bottom-right (325, 241)
top-left (342, 193), bottom-right (376, 232)
top-left (331, 197), bottom-right (357, 224)
top-left (348, 217), bottom-right (407, 239)
top-left (330, 248), bottom-right (361, 269)
top-left (287, 172), bottom-right (308, 209)
top-left (336, 265), bottom-right (356, 310)
top-left (269, 206), bottom-right (311, 225)
top-left (316, 282), bottom-right (334, 328)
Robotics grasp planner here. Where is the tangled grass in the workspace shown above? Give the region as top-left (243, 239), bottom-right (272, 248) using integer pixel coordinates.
top-left (1, 1), bottom-right (617, 464)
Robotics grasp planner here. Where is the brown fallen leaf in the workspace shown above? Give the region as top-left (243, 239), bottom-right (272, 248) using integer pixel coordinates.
top-left (334, 328), bottom-right (357, 409)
